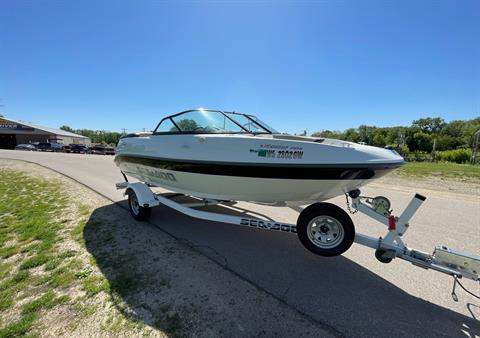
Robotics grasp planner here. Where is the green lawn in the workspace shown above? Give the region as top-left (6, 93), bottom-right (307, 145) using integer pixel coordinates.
top-left (0, 168), bottom-right (161, 337)
top-left (394, 162), bottom-right (480, 181)
top-left (0, 170), bottom-right (107, 337)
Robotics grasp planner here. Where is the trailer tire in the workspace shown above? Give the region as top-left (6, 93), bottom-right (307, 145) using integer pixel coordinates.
top-left (375, 249), bottom-right (393, 263)
top-left (127, 189), bottom-right (151, 221)
top-left (297, 203), bottom-right (355, 256)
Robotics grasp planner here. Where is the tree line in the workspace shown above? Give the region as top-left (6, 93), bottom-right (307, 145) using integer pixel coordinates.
top-left (311, 117), bottom-right (480, 154)
top-left (59, 126), bottom-right (122, 146)
top-left (60, 116), bottom-right (480, 157)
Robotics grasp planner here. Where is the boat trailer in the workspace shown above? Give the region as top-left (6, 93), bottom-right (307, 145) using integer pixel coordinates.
top-left (116, 180), bottom-right (480, 300)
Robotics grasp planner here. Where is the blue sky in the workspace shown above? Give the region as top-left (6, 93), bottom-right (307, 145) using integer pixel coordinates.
top-left (0, 0), bottom-right (478, 134)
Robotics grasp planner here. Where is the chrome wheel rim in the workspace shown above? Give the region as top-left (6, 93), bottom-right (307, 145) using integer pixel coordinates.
top-left (130, 194), bottom-right (140, 215)
top-left (307, 216), bottom-right (344, 249)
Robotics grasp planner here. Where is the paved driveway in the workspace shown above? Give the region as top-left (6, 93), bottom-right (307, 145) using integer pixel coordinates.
top-left (1, 150), bottom-right (479, 337)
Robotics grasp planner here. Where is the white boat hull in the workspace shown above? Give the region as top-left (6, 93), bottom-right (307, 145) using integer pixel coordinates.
top-left (119, 161), bottom-right (383, 205)
top-left (115, 132), bottom-right (404, 205)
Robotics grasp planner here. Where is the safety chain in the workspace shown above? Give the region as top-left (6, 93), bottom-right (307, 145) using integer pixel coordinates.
top-left (451, 275), bottom-right (480, 302)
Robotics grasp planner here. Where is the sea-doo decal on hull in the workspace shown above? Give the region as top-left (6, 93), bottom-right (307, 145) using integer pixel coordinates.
top-left (135, 165), bottom-right (177, 182)
top-left (240, 218), bottom-right (297, 233)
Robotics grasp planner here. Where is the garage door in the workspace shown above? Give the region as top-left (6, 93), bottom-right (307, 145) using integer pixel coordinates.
top-left (0, 134), bottom-right (17, 149)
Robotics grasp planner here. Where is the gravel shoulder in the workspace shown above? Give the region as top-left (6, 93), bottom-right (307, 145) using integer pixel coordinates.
top-left (372, 172), bottom-right (480, 200)
top-left (0, 159), bottom-right (337, 337)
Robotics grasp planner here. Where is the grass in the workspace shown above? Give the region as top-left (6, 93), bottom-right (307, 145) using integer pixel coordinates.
top-left (395, 162), bottom-right (480, 181)
top-left (0, 170), bottom-right (84, 336)
top-left (70, 221), bottom-right (87, 246)
top-left (81, 304), bottom-right (97, 317)
top-left (0, 271), bottom-right (30, 292)
top-left (82, 275), bottom-right (110, 296)
top-left (0, 291), bottom-right (14, 312)
top-left (0, 169), bottom-right (163, 336)
top-left (21, 291), bottom-right (70, 315)
top-left (44, 258), bottom-right (62, 271)
top-left (0, 291), bottom-right (69, 338)
top-left (49, 267), bottom-right (77, 288)
top-left (0, 246), bottom-right (19, 259)
top-left (20, 254), bottom-right (50, 270)
top-left (0, 313), bottom-right (36, 338)
top-left (0, 264), bottom-right (12, 281)
top-left (0, 172), bottom-right (66, 259)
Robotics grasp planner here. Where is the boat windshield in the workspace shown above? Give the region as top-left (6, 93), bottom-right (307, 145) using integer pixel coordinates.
top-left (155, 110), bottom-right (276, 134)
top-left (245, 115), bottom-right (279, 134)
top-left (223, 113), bottom-right (273, 134)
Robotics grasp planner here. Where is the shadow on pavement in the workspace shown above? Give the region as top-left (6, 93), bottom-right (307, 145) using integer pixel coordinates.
top-left (84, 201), bottom-right (480, 338)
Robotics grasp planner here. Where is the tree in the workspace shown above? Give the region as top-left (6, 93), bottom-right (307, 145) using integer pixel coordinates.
top-left (412, 117), bottom-right (446, 134)
top-left (60, 125), bottom-right (74, 132)
top-left (311, 130), bottom-right (342, 139)
top-left (357, 125), bottom-right (375, 144)
top-left (174, 119), bottom-right (199, 131)
top-left (343, 128), bottom-right (360, 143)
top-left (410, 131), bottom-right (433, 152)
top-left (371, 134), bottom-right (383, 147)
top-left (435, 134), bottom-right (461, 151)
top-left (58, 125), bottom-right (121, 146)
top-left (310, 116), bottom-right (479, 153)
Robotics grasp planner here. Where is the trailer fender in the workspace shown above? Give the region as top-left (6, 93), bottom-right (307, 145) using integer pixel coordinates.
top-left (125, 183), bottom-right (158, 208)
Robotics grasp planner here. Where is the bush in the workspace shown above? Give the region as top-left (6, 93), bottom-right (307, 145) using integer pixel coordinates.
top-left (435, 149), bottom-right (472, 164)
top-left (405, 151), bottom-right (431, 162)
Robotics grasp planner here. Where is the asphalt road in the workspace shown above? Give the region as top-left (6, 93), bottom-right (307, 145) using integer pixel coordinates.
top-left (1, 150), bottom-right (479, 337)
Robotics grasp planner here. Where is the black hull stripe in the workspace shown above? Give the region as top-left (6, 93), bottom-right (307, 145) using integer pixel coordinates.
top-left (115, 155), bottom-right (401, 180)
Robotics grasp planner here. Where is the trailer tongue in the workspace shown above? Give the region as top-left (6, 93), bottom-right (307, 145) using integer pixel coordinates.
top-left (117, 180), bottom-right (479, 300)
top-left (346, 191), bottom-right (479, 300)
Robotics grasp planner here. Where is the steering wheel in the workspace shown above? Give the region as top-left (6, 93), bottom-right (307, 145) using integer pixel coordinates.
top-left (210, 126), bottom-right (223, 132)
top-left (242, 122), bottom-right (257, 132)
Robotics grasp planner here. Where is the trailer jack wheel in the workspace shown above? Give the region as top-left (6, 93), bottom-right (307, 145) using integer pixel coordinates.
top-left (297, 203), bottom-right (355, 257)
top-left (375, 249), bottom-right (394, 263)
top-left (127, 189), bottom-right (151, 221)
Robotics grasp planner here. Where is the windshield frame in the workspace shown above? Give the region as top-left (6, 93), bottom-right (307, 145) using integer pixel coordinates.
top-left (152, 109), bottom-right (275, 135)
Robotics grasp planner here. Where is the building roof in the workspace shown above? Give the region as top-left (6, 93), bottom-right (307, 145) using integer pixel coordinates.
top-left (2, 117), bottom-right (89, 139)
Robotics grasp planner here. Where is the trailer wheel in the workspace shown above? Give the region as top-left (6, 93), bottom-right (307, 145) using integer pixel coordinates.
top-left (297, 203), bottom-right (355, 256)
top-left (375, 249), bottom-right (393, 263)
top-left (127, 190), bottom-right (151, 221)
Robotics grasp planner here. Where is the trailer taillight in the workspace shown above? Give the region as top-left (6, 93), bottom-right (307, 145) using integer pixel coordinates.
top-left (388, 215), bottom-right (396, 231)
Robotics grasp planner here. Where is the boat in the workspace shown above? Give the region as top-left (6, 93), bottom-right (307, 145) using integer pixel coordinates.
top-left (113, 109), bottom-right (480, 281)
top-left (114, 109), bottom-right (405, 206)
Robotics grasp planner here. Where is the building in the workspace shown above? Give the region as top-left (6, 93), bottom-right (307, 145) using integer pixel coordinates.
top-left (0, 117), bottom-right (91, 149)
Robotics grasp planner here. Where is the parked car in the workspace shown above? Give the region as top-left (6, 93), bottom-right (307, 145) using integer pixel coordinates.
top-left (50, 143), bottom-right (65, 152)
top-left (34, 142), bottom-right (53, 152)
top-left (70, 144), bottom-right (89, 154)
top-left (14, 144), bottom-right (37, 151)
top-left (90, 145), bottom-right (102, 155)
top-left (90, 145), bottom-right (115, 155)
top-left (63, 145), bottom-right (71, 153)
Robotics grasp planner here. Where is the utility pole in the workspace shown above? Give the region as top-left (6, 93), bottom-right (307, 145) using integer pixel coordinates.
top-left (121, 128), bottom-right (127, 135)
top-left (472, 129), bottom-right (480, 165)
top-left (431, 138), bottom-right (437, 162)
